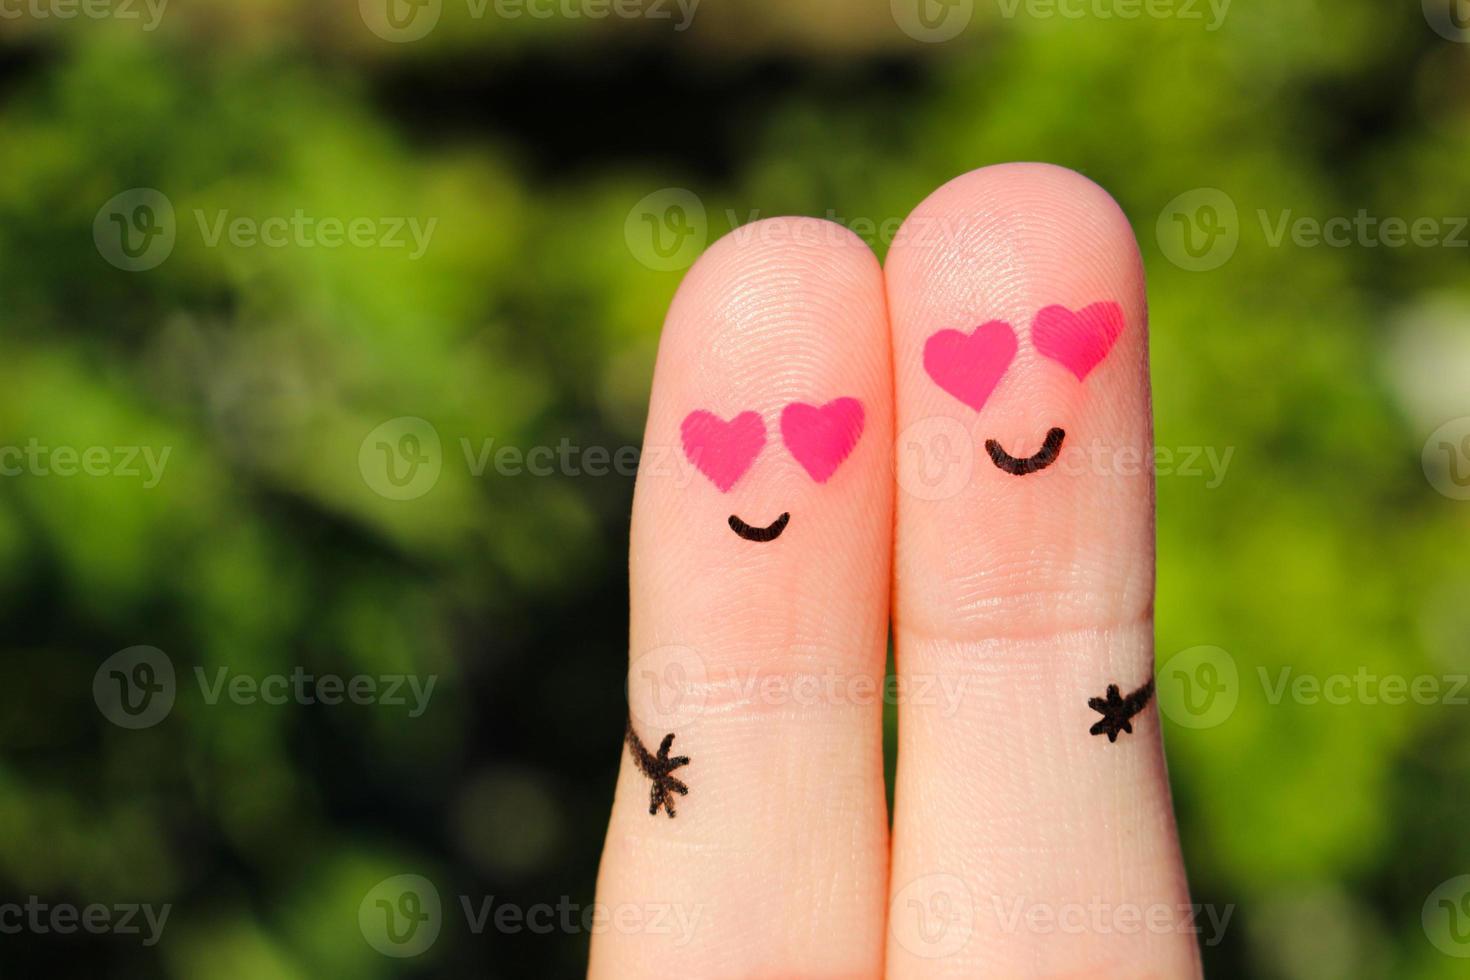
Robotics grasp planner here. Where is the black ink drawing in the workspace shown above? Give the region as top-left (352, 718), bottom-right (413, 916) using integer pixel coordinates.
top-left (728, 512), bottom-right (790, 542)
top-left (1088, 677), bottom-right (1155, 742)
top-left (985, 427), bottom-right (1066, 476)
top-left (626, 722), bottom-right (690, 817)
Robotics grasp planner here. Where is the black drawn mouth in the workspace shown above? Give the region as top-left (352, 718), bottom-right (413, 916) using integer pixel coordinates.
top-left (985, 427), bottom-right (1066, 476)
top-left (728, 512), bottom-right (790, 542)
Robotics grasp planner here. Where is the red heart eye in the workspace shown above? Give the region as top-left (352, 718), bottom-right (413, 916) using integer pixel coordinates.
top-left (780, 397), bottom-right (864, 483)
top-left (679, 410), bottom-right (765, 492)
top-left (1032, 302), bottom-right (1124, 381)
top-left (923, 320), bottom-right (1018, 413)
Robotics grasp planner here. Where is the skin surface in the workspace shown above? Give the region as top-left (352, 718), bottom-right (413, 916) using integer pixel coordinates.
top-left (885, 163), bottom-right (1196, 979)
top-left (593, 165), bottom-right (1199, 979)
top-left (591, 216), bottom-right (894, 979)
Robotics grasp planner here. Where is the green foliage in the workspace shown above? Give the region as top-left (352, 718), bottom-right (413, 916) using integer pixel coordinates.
top-left (0, 3), bottom-right (1467, 977)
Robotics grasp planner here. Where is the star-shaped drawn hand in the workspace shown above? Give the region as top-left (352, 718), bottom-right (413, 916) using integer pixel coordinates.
top-left (625, 722), bottom-right (690, 818)
top-left (1088, 677), bottom-right (1156, 742)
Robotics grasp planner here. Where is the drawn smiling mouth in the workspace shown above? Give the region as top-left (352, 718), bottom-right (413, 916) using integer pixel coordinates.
top-left (728, 512), bottom-right (790, 542)
top-left (985, 427), bottom-right (1066, 475)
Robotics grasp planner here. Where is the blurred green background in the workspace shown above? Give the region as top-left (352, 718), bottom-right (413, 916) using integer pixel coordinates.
top-left (1, 0), bottom-right (1469, 976)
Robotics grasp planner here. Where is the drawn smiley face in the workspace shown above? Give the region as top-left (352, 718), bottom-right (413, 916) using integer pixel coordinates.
top-left (680, 398), bottom-right (865, 542)
top-left (923, 301), bottom-right (1125, 474)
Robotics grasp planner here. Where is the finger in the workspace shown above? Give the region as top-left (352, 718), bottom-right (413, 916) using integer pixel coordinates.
top-left (884, 163), bottom-right (1199, 978)
top-left (591, 217), bottom-right (893, 978)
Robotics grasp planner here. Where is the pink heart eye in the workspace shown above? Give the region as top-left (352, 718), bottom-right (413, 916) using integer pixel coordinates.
top-left (922, 320), bottom-right (1018, 413)
top-left (1032, 302), bottom-right (1125, 381)
top-left (780, 397), bottom-right (864, 483)
top-left (680, 410), bottom-right (765, 493)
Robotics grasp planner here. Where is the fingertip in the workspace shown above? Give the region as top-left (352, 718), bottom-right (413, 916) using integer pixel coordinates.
top-left (602, 211), bottom-right (894, 975)
top-left (888, 163), bottom-right (1144, 332)
top-left (887, 162), bottom-right (1153, 639)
